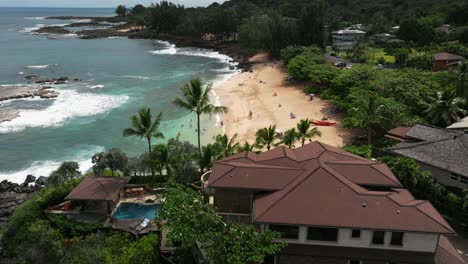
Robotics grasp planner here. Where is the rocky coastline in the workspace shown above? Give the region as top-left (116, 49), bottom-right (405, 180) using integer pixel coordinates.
top-left (0, 176), bottom-right (46, 229)
top-left (37, 16), bottom-right (254, 70)
top-left (0, 177), bottom-right (45, 257)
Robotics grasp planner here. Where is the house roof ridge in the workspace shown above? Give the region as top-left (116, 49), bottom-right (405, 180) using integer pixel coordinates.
top-left (217, 160), bottom-right (302, 170)
top-left (255, 166), bottom-right (321, 220)
top-left (385, 192), bottom-right (454, 234)
top-left (208, 165), bottom-right (236, 186)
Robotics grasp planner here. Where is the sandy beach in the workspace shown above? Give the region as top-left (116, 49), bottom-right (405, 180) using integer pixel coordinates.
top-left (216, 53), bottom-right (351, 148)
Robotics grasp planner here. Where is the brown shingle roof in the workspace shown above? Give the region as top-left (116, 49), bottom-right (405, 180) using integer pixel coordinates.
top-left (433, 52), bottom-right (464, 61)
top-left (209, 142), bottom-right (454, 234)
top-left (435, 236), bottom-right (467, 264)
top-left (65, 176), bottom-right (129, 201)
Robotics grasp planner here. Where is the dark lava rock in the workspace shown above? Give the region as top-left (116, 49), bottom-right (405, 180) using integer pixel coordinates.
top-left (33, 26), bottom-right (71, 35)
top-left (36, 176), bottom-right (47, 186)
top-left (24, 75), bottom-right (38, 80)
top-left (23, 175), bottom-right (36, 185)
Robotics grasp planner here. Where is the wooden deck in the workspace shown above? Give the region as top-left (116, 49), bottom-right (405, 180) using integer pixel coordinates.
top-left (104, 218), bottom-right (160, 236)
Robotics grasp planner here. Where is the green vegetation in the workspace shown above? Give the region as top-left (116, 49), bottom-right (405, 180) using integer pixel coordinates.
top-left (159, 185), bottom-right (285, 264)
top-left (379, 156), bottom-right (468, 233)
top-left (2, 178), bottom-right (160, 264)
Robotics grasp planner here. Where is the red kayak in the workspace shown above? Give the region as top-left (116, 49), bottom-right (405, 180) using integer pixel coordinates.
top-left (311, 120), bottom-right (336, 126)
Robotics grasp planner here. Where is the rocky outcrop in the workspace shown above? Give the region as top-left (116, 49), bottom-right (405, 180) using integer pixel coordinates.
top-left (0, 85), bottom-right (61, 102)
top-left (0, 178), bottom-right (43, 229)
top-left (33, 26), bottom-right (71, 35)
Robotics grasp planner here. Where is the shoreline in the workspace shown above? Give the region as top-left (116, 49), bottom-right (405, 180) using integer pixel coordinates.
top-left (216, 53), bottom-right (352, 148)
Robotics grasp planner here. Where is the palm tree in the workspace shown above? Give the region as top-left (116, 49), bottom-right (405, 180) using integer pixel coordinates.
top-left (455, 61), bottom-right (468, 101)
top-left (198, 144), bottom-right (216, 174)
top-left (255, 125), bottom-right (278, 151)
top-left (352, 95), bottom-right (385, 145)
top-left (123, 108), bottom-right (164, 154)
top-left (150, 144), bottom-right (173, 176)
top-left (296, 119), bottom-right (321, 146)
top-left (423, 89), bottom-right (466, 127)
top-left (173, 79), bottom-right (228, 154)
top-left (280, 128), bottom-right (298, 148)
top-left (238, 141), bottom-right (255, 152)
top-left (215, 133), bottom-right (240, 158)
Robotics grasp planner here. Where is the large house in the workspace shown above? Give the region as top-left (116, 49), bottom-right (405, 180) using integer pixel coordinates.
top-left (387, 123), bottom-right (468, 190)
top-left (203, 142), bottom-right (465, 264)
top-left (332, 29), bottom-right (366, 51)
top-left (432, 52), bottom-right (464, 71)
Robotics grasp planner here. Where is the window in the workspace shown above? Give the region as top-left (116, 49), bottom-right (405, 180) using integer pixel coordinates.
top-left (461, 176), bottom-right (468, 185)
top-left (348, 260), bottom-right (361, 264)
top-left (269, 225), bottom-right (299, 239)
top-left (307, 227), bottom-right (338, 242)
top-left (390, 232), bottom-right (404, 246)
top-left (372, 231), bottom-right (385, 245)
top-left (351, 229), bottom-right (361, 238)
top-left (450, 175), bottom-right (459, 181)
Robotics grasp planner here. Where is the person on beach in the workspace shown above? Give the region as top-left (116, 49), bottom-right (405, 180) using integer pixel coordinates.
top-left (249, 110), bottom-right (253, 119)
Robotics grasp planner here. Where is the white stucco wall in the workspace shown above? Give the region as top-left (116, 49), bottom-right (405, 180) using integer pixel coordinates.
top-left (267, 225), bottom-right (439, 253)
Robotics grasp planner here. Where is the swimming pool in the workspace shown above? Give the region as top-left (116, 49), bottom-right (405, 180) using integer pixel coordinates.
top-left (112, 203), bottom-right (160, 220)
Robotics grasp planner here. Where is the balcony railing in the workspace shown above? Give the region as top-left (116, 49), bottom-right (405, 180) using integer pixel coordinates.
top-left (218, 212), bottom-right (252, 224)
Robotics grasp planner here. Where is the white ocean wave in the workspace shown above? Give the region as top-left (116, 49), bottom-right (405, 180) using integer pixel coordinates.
top-left (121, 75), bottom-right (150, 80)
top-left (18, 72), bottom-right (24, 75)
top-left (24, 17), bottom-right (46, 20)
top-left (0, 90), bottom-right (128, 133)
top-left (90, 85), bottom-right (104, 89)
top-left (47, 34), bottom-right (78, 40)
top-left (21, 23), bottom-right (45, 33)
top-left (211, 70), bottom-right (240, 133)
top-left (24, 64), bottom-right (56, 69)
top-left (73, 19), bottom-right (92, 23)
top-left (0, 145), bottom-right (105, 184)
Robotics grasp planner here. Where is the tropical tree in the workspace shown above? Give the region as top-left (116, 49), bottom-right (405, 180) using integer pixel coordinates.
top-left (422, 89), bottom-right (466, 127)
top-left (346, 95), bottom-right (386, 145)
top-left (115, 5), bottom-right (127, 17)
top-left (159, 185), bottom-right (285, 263)
top-left (279, 128), bottom-right (298, 148)
top-left (123, 108), bottom-right (164, 154)
top-left (173, 79), bottom-right (228, 154)
top-left (47, 162), bottom-right (81, 186)
top-left (91, 148), bottom-right (128, 176)
top-left (255, 125), bottom-right (278, 150)
top-left (239, 142), bottom-right (256, 152)
top-left (214, 133), bottom-right (240, 158)
top-left (455, 61), bottom-right (468, 101)
top-left (296, 119), bottom-right (321, 146)
top-left (149, 144), bottom-right (173, 176)
top-left (198, 144), bottom-right (216, 174)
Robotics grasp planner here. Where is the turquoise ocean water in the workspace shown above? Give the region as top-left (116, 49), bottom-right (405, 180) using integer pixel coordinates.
top-left (0, 7), bottom-right (236, 182)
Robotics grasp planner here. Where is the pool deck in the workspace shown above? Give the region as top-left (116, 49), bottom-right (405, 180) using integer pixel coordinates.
top-left (121, 193), bottom-right (162, 204)
top-left (104, 218), bottom-right (160, 236)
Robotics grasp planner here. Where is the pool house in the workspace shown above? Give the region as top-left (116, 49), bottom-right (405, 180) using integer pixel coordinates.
top-left (65, 176), bottom-right (129, 217)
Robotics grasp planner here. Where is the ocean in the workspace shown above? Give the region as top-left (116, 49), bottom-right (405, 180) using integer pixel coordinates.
top-left (0, 7), bottom-right (236, 183)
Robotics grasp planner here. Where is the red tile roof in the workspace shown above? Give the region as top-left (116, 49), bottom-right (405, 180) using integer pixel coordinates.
top-left (209, 142), bottom-right (454, 234)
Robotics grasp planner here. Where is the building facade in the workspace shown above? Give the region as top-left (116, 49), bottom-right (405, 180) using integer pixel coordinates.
top-left (203, 142), bottom-right (465, 264)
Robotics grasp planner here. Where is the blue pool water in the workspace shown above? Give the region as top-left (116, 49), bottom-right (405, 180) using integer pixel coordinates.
top-left (113, 203), bottom-right (160, 220)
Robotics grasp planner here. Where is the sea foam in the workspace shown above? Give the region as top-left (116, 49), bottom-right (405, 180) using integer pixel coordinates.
top-left (0, 145), bottom-right (105, 184)
top-left (24, 64), bottom-right (56, 69)
top-left (149, 40), bottom-right (235, 65)
top-left (0, 90), bottom-right (128, 133)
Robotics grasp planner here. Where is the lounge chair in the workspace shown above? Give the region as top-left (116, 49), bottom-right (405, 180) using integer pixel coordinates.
top-left (135, 218), bottom-right (150, 232)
